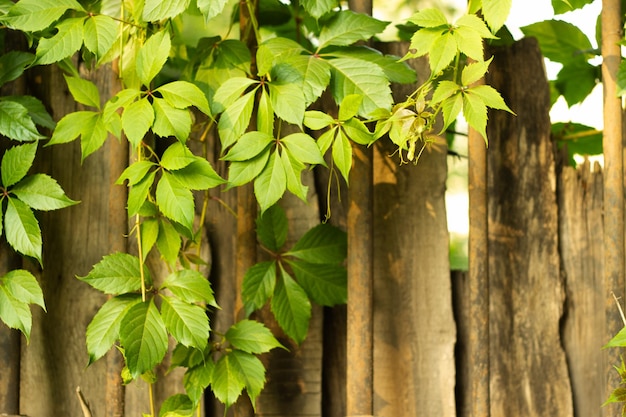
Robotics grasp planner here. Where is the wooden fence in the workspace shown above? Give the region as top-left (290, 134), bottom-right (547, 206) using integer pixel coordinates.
top-left (0, 36), bottom-right (621, 417)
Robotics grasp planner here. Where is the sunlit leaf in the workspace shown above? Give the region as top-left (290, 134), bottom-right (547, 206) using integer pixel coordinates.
top-left (35, 17), bottom-right (85, 65)
top-left (222, 131), bottom-right (274, 162)
top-left (156, 81), bottom-right (211, 116)
top-left (254, 151), bottom-right (286, 213)
top-left (156, 219), bottom-right (182, 266)
top-left (136, 30), bottom-right (171, 86)
top-left (317, 10), bottom-right (388, 50)
top-left (1, 269), bottom-right (45, 310)
top-left (225, 319), bottom-right (284, 354)
top-left (0, 285), bottom-right (31, 341)
top-left (0, 101), bottom-right (43, 142)
top-left (122, 97), bottom-right (154, 148)
top-left (156, 172), bottom-right (195, 232)
top-left (11, 174), bottom-right (79, 210)
top-left (162, 269), bottom-right (217, 307)
top-left (143, 0), bottom-right (190, 22)
top-left (152, 97), bottom-right (192, 143)
top-left (83, 14), bottom-right (119, 61)
top-left (1, 0), bottom-right (84, 32)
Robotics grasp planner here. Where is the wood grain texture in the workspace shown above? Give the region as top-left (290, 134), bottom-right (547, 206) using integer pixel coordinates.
top-left (371, 43), bottom-right (456, 417)
top-left (486, 38), bottom-right (573, 417)
top-left (558, 160), bottom-right (605, 417)
top-left (19, 63), bottom-right (126, 417)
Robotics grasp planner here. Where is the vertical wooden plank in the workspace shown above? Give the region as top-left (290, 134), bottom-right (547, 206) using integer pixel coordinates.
top-left (371, 45), bottom-right (456, 417)
top-left (486, 37), bottom-right (573, 416)
top-left (20, 64), bottom-right (125, 417)
top-left (601, 1), bottom-right (624, 416)
top-left (346, 1), bottom-right (374, 415)
top-left (558, 160), bottom-right (605, 417)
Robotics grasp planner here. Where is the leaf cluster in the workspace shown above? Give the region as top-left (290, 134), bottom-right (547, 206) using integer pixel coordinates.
top-left (242, 205), bottom-right (347, 344)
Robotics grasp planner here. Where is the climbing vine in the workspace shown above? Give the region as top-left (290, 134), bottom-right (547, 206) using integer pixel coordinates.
top-left (0, 0), bottom-right (512, 414)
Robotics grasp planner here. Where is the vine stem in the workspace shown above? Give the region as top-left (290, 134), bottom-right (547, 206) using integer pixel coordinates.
top-left (135, 143), bottom-right (147, 302)
top-left (149, 382), bottom-right (155, 417)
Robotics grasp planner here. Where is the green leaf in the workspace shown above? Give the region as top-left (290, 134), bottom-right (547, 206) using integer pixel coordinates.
top-left (162, 269), bottom-right (217, 307)
top-left (268, 82), bottom-right (305, 126)
top-left (5, 198), bottom-right (42, 263)
top-left (11, 174), bottom-right (78, 210)
top-left (482, 0), bottom-right (512, 32)
top-left (184, 361), bottom-right (213, 404)
top-left (342, 118), bottom-right (373, 146)
top-left (2, 0), bottom-right (84, 32)
top-left (48, 111), bottom-right (95, 145)
top-left (127, 170), bottom-right (156, 216)
top-left (160, 142), bottom-right (197, 171)
top-left (287, 55), bottom-right (331, 105)
top-left (257, 88), bottom-right (274, 136)
top-left (1, 96), bottom-right (55, 130)
top-left (225, 319), bottom-right (283, 354)
top-left (0, 101), bottom-right (43, 142)
top-left (159, 394), bottom-right (194, 417)
top-left (328, 57), bottom-right (392, 116)
top-left (156, 81), bottom-right (211, 116)
top-left (455, 13), bottom-right (497, 40)
top-left (338, 94), bottom-right (362, 121)
top-left (304, 110), bottom-right (335, 130)
top-left (156, 219), bottom-right (182, 266)
top-left (407, 28), bottom-right (443, 59)
top-left (143, 0), bottom-right (189, 22)
top-left (285, 223), bottom-right (347, 264)
top-left (325, 46), bottom-right (417, 84)
top-left (197, 0), bottom-right (229, 22)
top-left (281, 133), bottom-right (326, 165)
top-left (1, 269), bottom-right (45, 310)
top-left (0, 51), bottom-right (34, 88)
top-left (242, 261), bottom-right (276, 313)
top-left (256, 38), bottom-right (305, 76)
top-left (332, 130), bottom-right (352, 184)
top-left (35, 17), bottom-right (85, 65)
top-left (604, 387), bottom-right (626, 406)
top-left (78, 252), bottom-right (149, 295)
top-left (212, 353), bottom-right (246, 408)
top-left (1, 142), bottom-right (37, 188)
top-left (301, 0), bottom-right (336, 18)
top-left (117, 160), bottom-right (157, 185)
top-left (64, 75), bottom-right (101, 109)
top-left (271, 266), bottom-right (311, 344)
top-left (468, 85), bottom-right (513, 112)
top-left (317, 10), bottom-right (388, 50)
top-left (555, 61), bottom-right (599, 106)
top-left (428, 32), bottom-right (456, 75)
top-left (136, 30), bottom-right (171, 86)
top-left (83, 14), bottom-right (119, 61)
top-left (463, 91), bottom-right (488, 144)
top-left (317, 127), bottom-right (337, 155)
top-left (227, 350), bottom-right (266, 407)
top-left (408, 8), bottom-right (448, 27)
top-left (161, 295), bottom-right (209, 350)
top-left (79, 113), bottom-right (108, 160)
top-left (86, 294), bottom-right (142, 364)
top-left (156, 172), bottom-right (195, 232)
top-left (256, 205), bottom-right (288, 251)
top-left (226, 149), bottom-right (270, 188)
top-left (139, 218), bottom-right (159, 260)
top-left (103, 88), bottom-right (142, 123)
top-left (440, 94), bottom-right (463, 134)
top-left (287, 260), bottom-right (346, 306)
top-left (461, 58), bottom-right (492, 87)
top-left (222, 131), bottom-right (274, 162)
top-left (281, 151), bottom-right (308, 202)
top-left (520, 20), bottom-right (593, 64)
top-left (173, 160), bottom-right (225, 190)
top-left (0, 285), bottom-right (32, 341)
top-left (254, 151), bottom-right (286, 213)
top-left (212, 77), bottom-right (258, 114)
top-left (152, 97), bottom-right (192, 143)
top-left (120, 300), bottom-right (168, 379)
top-left (217, 90), bottom-right (256, 148)
top-left (453, 26), bottom-right (485, 63)
top-left (552, 0), bottom-right (593, 14)
top-left (122, 97), bottom-right (154, 148)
